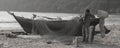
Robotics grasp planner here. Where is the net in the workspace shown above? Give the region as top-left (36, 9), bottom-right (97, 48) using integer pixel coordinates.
top-left (32, 19), bottom-right (81, 36)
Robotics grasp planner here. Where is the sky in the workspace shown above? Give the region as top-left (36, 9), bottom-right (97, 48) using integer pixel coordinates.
top-left (0, 0), bottom-right (119, 13)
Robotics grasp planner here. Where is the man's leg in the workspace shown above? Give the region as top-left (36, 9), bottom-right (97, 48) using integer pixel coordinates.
top-left (88, 26), bottom-right (94, 43)
top-left (99, 18), bottom-right (105, 38)
top-left (91, 26), bottom-right (95, 42)
top-left (82, 25), bottom-right (86, 42)
top-left (85, 26), bottom-right (89, 42)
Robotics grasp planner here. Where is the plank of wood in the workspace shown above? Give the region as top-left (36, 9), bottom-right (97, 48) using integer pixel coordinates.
top-left (17, 35), bottom-right (42, 39)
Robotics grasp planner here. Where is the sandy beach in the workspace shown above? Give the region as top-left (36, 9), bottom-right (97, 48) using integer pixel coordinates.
top-left (0, 24), bottom-right (119, 48)
top-left (0, 0), bottom-right (119, 47)
top-left (0, 12), bottom-right (119, 48)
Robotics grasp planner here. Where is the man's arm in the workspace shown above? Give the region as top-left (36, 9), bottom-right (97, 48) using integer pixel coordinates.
top-left (90, 15), bottom-right (96, 19)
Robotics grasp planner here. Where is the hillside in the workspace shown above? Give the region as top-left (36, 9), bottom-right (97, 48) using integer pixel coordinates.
top-left (0, 0), bottom-right (119, 13)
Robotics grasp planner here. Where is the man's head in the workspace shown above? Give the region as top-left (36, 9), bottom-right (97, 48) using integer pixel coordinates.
top-left (86, 9), bottom-right (90, 13)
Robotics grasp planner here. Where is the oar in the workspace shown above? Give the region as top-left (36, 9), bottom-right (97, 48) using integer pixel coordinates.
top-left (31, 14), bottom-right (37, 34)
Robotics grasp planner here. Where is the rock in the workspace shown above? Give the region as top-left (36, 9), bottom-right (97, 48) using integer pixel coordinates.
top-left (46, 41), bottom-right (52, 44)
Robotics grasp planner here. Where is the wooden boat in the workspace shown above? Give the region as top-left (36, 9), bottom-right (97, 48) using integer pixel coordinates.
top-left (7, 11), bottom-right (110, 36)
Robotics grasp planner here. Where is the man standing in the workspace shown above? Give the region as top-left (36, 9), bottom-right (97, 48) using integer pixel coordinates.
top-left (82, 9), bottom-right (95, 43)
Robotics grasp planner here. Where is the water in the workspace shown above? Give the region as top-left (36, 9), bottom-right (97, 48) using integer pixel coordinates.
top-left (0, 23), bottom-right (21, 28)
top-left (105, 15), bottom-right (120, 25)
top-left (0, 23), bottom-right (23, 31)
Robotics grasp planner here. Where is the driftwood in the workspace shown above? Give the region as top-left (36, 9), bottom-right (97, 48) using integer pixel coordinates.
top-left (6, 33), bottom-right (42, 39)
top-left (0, 32), bottom-right (11, 35)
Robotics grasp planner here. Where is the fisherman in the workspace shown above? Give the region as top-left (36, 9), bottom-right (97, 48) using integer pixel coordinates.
top-left (97, 10), bottom-right (109, 38)
top-left (82, 9), bottom-right (95, 43)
